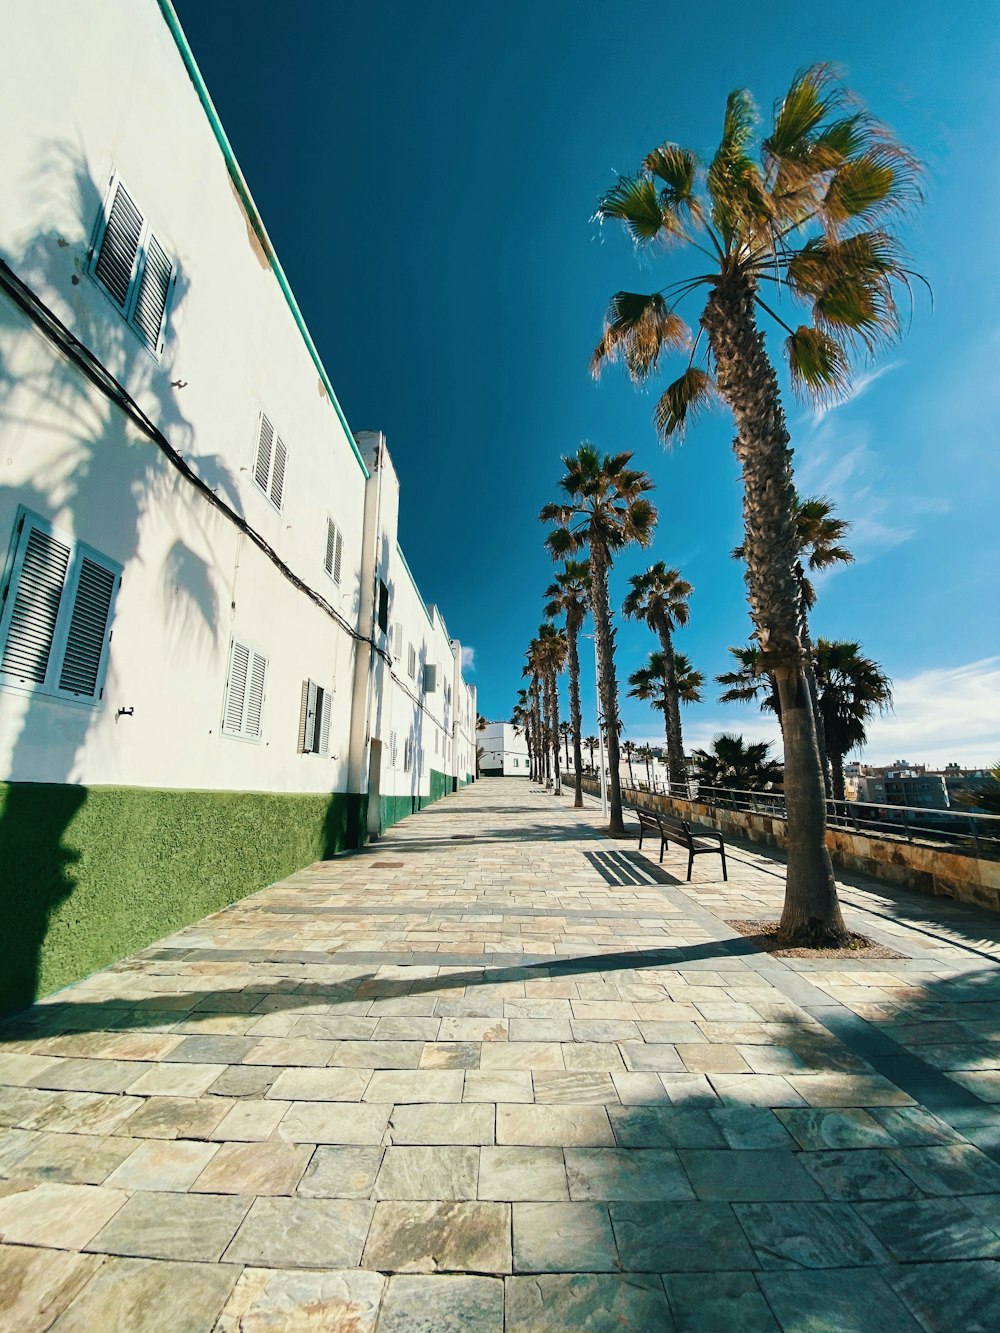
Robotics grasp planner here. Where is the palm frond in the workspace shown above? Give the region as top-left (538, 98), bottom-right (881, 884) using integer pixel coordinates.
top-left (653, 367), bottom-right (716, 442)
top-left (823, 144), bottom-right (920, 228)
top-left (765, 64), bottom-right (841, 163)
top-left (707, 89), bottom-right (771, 246)
top-left (590, 291), bottom-right (690, 381)
top-left (785, 325), bottom-right (851, 401)
top-left (597, 174), bottom-right (675, 244)
top-left (642, 142), bottom-right (700, 214)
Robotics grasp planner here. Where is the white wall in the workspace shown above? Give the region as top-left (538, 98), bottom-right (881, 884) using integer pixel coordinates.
top-left (479, 722), bottom-right (529, 776)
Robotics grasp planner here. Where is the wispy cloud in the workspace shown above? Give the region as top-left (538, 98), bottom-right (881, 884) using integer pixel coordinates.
top-left (811, 360), bottom-right (904, 423)
top-left (461, 645), bottom-right (476, 672)
top-left (630, 658), bottom-right (1000, 770)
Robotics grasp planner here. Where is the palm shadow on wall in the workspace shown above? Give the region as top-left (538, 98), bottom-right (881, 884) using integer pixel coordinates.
top-left (0, 142), bottom-right (240, 1015)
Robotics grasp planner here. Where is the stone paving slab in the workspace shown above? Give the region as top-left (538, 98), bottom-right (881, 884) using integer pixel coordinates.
top-left (3, 777), bottom-right (1000, 1328)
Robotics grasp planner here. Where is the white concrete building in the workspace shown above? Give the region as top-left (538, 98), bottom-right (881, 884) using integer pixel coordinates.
top-left (479, 722), bottom-right (529, 777)
top-left (0, 0), bottom-right (475, 1013)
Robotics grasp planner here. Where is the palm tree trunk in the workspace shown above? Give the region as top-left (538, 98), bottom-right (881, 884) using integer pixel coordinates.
top-left (703, 276), bottom-right (845, 945)
top-left (625, 748), bottom-right (635, 789)
top-left (796, 562), bottom-right (833, 799)
top-left (549, 670), bottom-right (562, 795)
top-left (567, 626), bottom-right (584, 808)
top-left (656, 618), bottom-right (687, 789)
top-left (830, 748), bottom-right (846, 802)
top-left (589, 544), bottom-right (626, 835)
top-left (531, 675), bottom-right (544, 784)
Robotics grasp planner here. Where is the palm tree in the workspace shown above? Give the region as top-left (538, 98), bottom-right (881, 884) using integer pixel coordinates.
top-left (541, 446), bottom-right (657, 835)
top-left (622, 739), bottom-right (637, 789)
top-left (531, 623), bottom-right (568, 795)
top-left (814, 640), bottom-right (892, 800)
top-left (693, 733), bottom-right (783, 791)
top-left (522, 650), bottom-right (545, 784)
top-left (622, 564), bottom-right (693, 787)
top-left (734, 493), bottom-right (855, 793)
top-left (639, 744), bottom-right (655, 790)
top-left (717, 639), bottom-right (892, 801)
top-left (585, 735), bottom-right (599, 774)
top-left (593, 67), bottom-right (922, 943)
top-left (629, 651), bottom-right (704, 771)
top-left (510, 691), bottom-right (532, 778)
top-left (544, 560), bottom-right (591, 808)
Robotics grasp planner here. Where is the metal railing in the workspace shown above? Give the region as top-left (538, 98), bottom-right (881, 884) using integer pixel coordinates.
top-left (584, 772), bottom-right (1000, 857)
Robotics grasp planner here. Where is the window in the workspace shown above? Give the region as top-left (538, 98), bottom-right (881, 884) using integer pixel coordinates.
top-left (388, 730), bottom-right (399, 768)
top-left (0, 508), bottom-right (120, 704)
top-left (90, 176), bottom-right (174, 355)
top-left (252, 412), bottom-right (288, 510)
top-left (324, 519), bottom-right (344, 584)
top-left (404, 736), bottom-right (413, 772)
top-left (222, 638), bottom-right (268, 741)
top-left (407, 643), bottom-right (416, 679)
top-left (392, 622), bottom-right (404, 658)
top-left (298, 678), bottom-right (332, 755)
top-left (377, 580), bottom-right (389, 635)
top-left (422, 663), bottom-right (437, 694)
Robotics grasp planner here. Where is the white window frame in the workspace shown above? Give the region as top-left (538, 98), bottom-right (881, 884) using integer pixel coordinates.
top-left (0, 508), bottom-right (121, 707)
top-left (324, 517), bottom-right (344, 585)
top-left (89, 173), bottom-right (176, 359)
top-left (407, 643), bottom-right (416, 680)
top-left (251, 410), bottom-right (289, 512)
top-left (222, 637), bottom-right (268, 743)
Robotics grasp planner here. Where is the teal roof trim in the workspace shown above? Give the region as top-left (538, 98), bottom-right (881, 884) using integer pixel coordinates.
top-left (157, 0), bottom-right (368, 479)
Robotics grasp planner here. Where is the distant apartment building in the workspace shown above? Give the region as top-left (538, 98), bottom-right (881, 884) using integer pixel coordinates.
top-left (845, 763), bottom-right (948, 809)
top-left (479, 722), bottom-right (529, 776)
top-left (0, 0), bottom-right (475, 1012)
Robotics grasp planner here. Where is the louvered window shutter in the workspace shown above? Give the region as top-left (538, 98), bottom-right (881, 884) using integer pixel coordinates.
top-left (223, 640), bottom-right (250, 735)
top-left (297, 679), bottom-right (311, 752)
top-left (324, 520), bottom-right (337, 578)
top-left (0, 524), bottom-right (71, 685)
top-left (93, 181), bottom-right (143, 310)
top-left (254, 415), bottom-right (274, 492)
top-left (270, 436), bottom-right (287, 509)
top-left (57, 558), bottom-right (118, 697)
top-left (333, 527), bottom-right (343, 583)
top-left (318, 688), bottom-right (332, 756)
top-left (130, 233), bottom-right (173, 352)
top-left (244, 651), bottom-right (267, 738)
top-left (301, 678), bottom-right (319, 751)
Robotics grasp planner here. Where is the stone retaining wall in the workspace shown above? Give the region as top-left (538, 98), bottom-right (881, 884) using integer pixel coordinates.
top-left (580, 778), bottom-right (1000, 913)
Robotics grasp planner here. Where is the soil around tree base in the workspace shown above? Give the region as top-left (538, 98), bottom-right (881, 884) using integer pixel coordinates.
top-left (726, 918), bottom-right (905, 959)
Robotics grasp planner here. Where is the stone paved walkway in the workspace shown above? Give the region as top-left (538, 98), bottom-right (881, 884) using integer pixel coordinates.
top-left (2, 778), bottom-right (1000, 1331)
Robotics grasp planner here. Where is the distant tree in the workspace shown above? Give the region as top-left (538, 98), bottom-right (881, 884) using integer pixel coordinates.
top-left (585, 735), bottom-right (599, 774)
top-left (541, 445), bottom-right (656, 835)
top-left (629, 650), bottom-right (704, 780)
top-left (593, 65), bottom-right (923, 940)
top-left (622, 563), bottom-right (693, 786)
top-left (692, 733), bottom-right (783, 791)
top-left (622, 739), bottom-right (637, 789)
top-left (544, 560), bottom-right (591, 808)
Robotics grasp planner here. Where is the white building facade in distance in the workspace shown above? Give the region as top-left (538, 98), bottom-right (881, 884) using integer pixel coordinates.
top-left (479, 722), bottom-right (530, 777)
top-left (0, 0), bottom-right (475, 1015)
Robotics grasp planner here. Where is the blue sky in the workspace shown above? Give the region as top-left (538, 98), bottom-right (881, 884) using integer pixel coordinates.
top-left (174, 0), bottom-right (1000, 766)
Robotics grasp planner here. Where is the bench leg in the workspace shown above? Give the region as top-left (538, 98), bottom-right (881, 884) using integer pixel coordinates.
top-left (638, 828), bottom-right (644, 851)
top-left (659, 836), bottom-right (665, 864)
top-left (687, 850), bottom-right (694, 881)
top-left (720, 846), bottom-right (728, 881)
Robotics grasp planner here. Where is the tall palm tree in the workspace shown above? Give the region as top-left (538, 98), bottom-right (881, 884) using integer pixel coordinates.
top-left (629, 650), bottom-right (704, 767)
top-left (585, 735), bottom-right (599, 774)
top-left (560, 721), bottom-right (572, 768)
top-left (814, 640), bottom-right (892, 800)
top-left (541, 446), bottom-right (656, 835)
top-left (622, 739), bottom-right (637, 789)
top-left (593, 67), bottom-right (922, 943)
top-left (693, 734), bottom-right (783, 791)
top-left (639, 744), bottom-right (655, 790)
top-left (717, 643), bottom-right (779, 713)
top-left (532, 623), bottom-right (568, 795)
top-left (522, 650), bottom-right (545, 785)
top-left (510, 691), bottom-right (532, 778)
top-left (544, 560), bottom-right (591, 809)
top-left (622, 564), bottom-right (693, 786)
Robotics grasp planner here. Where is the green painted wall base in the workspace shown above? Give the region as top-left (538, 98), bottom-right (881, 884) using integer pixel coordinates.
top-left (0, 782), bottom-right (364, 1018)
top-left (378, 768), bottom-right (456, 834)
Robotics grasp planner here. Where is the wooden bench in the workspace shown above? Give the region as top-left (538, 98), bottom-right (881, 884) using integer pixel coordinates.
top-left (636, 807), bottom-right (727, 881)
